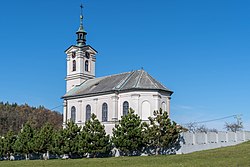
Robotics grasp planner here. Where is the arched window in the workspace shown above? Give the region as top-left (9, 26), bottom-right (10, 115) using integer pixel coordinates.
top-left (102, 103), bottom-right (108, 122)
top-left (85, 60), bottom-right (89, 71)
top-left (71, 106), bottom-right (76, 123)
top-left (72, 60), bottom-right (76, 71)
top-left (86, 105), bottom-right (91, 121)
top-left (123, 101), bottom-right (129, 116)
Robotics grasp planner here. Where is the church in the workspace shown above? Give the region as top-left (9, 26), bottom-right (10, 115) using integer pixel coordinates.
top-left (62, 6), bottom-right (173, 134)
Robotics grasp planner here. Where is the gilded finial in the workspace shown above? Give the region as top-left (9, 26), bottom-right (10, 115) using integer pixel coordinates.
top-left (80, 4), bottom-right (84, 24)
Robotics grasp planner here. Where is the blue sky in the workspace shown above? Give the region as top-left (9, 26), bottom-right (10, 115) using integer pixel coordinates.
top-left (0, 0), bottom-right (249, 130)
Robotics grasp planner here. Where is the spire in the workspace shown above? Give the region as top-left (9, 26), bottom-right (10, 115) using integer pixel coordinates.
top-left (76, 4), bottom-right (87, 47)
top-left (79, 4), bottom-right (84, 31)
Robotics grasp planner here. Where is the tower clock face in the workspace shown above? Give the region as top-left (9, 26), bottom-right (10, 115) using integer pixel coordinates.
top-left (72, 52), bottom-right (76, 58)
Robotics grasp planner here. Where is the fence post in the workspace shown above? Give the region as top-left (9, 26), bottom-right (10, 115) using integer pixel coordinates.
top-left (193, 133), bottom-right (196, 145)
top-left (216, 132), bottom-right (218, 143)
top-left (243, 131), bottom-right (246, 141)
top-left (205, 133), bottom-right (208, 144)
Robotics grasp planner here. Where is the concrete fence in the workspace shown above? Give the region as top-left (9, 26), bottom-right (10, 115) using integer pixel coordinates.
top-left (176, 131), bottom-right (250, 154)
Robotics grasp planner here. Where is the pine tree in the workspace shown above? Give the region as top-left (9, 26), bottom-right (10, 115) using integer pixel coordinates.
top-left (144, 108), bottom-right (181, 155)
top-left (2, 130), bottom-right (16, 159)
top-left (33, 123), bottom-right (54, 158)
top-left (14, 123), bottom-right (35, 160)
top-left (81, 114), bottom-right (110, 157)
top-left (78, 128), bottom-right (88, 156)
top-left (112, 108), bottom-right (144, 155)
top-left (50, 129), bottom-right (63, 155)
top-left (52, 121), bottom-right (81, 158)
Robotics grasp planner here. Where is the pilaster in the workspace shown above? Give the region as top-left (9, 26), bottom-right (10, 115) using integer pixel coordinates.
top-left (111, 95), bottom-right (119, 121)
top-left (153, 94), bottom-right (161, 111)
top-left (93, 98), bottom-right (98, 116)
top-left (63, 100), bottom-right (68, 125)
top-left (78, 100), bottom-right (82, 123)
top-left (167, 97), bottom-right (171, 115)
top-left (131, 94), bottom-right (140, 115)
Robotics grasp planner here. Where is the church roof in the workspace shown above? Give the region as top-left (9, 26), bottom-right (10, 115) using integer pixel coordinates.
top-left (63, 69), bottom-right (173, 99)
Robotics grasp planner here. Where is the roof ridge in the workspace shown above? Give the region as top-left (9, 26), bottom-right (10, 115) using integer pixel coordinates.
top-left (145, 71), bottom-right (159, 89)
top-left (116, 70), bottom-right (136, 90)
top-left (134, 70), bottom-right (144, 88)
top-left (147, 72), bottom-right (169, 90)
top-left (112, 71), bottom-right (132, 90)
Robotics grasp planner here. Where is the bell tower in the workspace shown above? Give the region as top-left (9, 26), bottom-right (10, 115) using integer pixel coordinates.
top-left (65, 4), bottom-right (98, 92)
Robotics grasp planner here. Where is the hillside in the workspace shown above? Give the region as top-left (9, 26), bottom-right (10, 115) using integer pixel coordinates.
top-left (0, 102), bottom-right (62, 135)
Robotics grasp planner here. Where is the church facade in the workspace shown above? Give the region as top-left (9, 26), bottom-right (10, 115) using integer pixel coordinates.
top-left (62, 8), bottom-right (173, 134)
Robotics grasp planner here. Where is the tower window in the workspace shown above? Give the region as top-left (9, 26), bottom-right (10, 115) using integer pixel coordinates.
top-left (72, 60), bottom-right (76, 71)
top-left (71, 106), bottom-right (76, 123)
top-left (123, 101), bottom-right (129, 116)
top-left (102, 103), bottom-right (108, 122)
top-left (79, 34), bottom-right (83, 40)
top-left (86, 104), bottom-right (91, 121)
top-left (85, 60), bottom-right (89, 71)
top-left (85, 52), bottom-right (90, 59)
top-left (72, 52), bottom-right (76, 58)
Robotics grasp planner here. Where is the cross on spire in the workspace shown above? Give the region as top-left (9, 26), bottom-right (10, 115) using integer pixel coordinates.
top-left (80, 4), bottom-right (83, 16)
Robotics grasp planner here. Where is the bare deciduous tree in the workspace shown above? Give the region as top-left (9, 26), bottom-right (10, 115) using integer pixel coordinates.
top-left (224, 122), bottom-right (243, 132)
top-left (185, 123), bottom-right (218, 133)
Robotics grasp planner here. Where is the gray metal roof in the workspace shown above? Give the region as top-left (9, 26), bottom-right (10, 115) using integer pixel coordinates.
top-left (63, 70), bottom-right (173, 98)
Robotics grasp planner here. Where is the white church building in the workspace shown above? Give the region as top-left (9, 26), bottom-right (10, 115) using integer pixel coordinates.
top-left (62, 7), bottom-right (173, 134)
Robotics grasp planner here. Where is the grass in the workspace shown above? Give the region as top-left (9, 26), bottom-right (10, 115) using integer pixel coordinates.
top-left (1, 141), bottom-right (250, 167)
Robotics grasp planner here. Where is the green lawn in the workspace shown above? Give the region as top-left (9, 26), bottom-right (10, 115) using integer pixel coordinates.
top-left (1, 141), bottom-right (250, 167)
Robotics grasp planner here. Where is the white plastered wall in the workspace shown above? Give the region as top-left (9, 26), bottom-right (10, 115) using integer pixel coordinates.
top-left (63, 90), bottom-right (171, 135)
